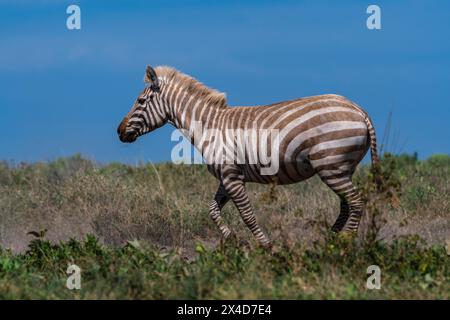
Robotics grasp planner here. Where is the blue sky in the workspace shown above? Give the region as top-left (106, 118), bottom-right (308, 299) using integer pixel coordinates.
top-left (0, 0), bottom-right (449, 164)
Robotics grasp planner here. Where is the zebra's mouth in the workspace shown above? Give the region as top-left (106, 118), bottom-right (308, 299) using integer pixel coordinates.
top-left (119, 131), bottom-right (137, 143)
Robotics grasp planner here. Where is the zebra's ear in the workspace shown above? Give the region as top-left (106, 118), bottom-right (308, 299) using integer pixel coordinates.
top-left (145, 65), bottom-right (160, 92)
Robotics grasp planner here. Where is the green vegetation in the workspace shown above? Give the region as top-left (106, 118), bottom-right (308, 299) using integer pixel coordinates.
top-left (0, 233), bottom-right (448, 299)
top-left (0, 153), bottom-right (449, 299)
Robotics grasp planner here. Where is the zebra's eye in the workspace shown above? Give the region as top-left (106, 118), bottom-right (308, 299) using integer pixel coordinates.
top-left (137, 98), bottom-right (146, 105)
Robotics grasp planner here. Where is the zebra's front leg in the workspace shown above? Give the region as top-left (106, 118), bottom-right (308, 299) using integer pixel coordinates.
top-left (209, 182), bottom-right (232, 239)
top-left (222, 175), bottom-right (272, 248)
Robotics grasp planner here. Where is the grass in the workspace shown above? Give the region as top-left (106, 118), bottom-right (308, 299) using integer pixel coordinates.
top-left (0, 153), bottom-right (449, 299)
top-left (0, 234), bottom-right (448, 299)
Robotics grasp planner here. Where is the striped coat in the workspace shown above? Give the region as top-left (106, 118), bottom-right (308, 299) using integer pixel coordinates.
top-left (118, 66), bottom-right (379, 248)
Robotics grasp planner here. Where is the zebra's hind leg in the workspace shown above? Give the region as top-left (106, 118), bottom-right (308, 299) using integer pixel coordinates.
top-left (318, 173), bottom-right (364, 233)
top-left (331, 197), bottom-right (350, 232)
top-left (209, 182), bottom-right (232, 239)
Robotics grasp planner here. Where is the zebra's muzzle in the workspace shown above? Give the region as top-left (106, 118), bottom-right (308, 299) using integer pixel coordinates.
top-left (119, 131), bottom-right (137, 143)
top-left (117, 117), bottom-right (137, 143)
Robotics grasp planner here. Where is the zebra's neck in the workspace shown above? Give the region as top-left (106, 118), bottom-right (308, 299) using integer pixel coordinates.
top-left (159, 75), bottom-right (227, 147)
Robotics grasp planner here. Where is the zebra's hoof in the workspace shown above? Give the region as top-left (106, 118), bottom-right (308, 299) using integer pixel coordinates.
top-left (219, 232), bottom-right (237, 247)
top-left (338, 230), bottom-right (357, 241)
top-left (331, 225), bottom-right (343, 233)
top-left (259, 241), bottom-right (273, 251)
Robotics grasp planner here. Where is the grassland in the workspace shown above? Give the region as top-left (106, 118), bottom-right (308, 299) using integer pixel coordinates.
top-left (0, 153), bottom-right (449, 299)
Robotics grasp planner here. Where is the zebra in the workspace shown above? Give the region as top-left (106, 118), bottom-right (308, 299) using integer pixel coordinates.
top-left (117, 65), bottom-right (380, 248)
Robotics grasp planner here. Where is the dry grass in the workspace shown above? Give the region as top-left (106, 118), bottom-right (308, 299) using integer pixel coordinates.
top-left (0, 153), bottom-right (448, 255)
top-left (0, 153), bottom-right (449, 299)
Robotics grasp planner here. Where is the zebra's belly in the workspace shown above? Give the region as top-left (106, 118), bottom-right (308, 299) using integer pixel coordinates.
top-left (206, 161), bottom-right (315, 185)
top-left (240, 160), bottom-right (315, 185)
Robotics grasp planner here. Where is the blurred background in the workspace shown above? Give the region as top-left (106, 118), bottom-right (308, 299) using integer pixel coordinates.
top-left (0, 0), bottom-right (449, 164)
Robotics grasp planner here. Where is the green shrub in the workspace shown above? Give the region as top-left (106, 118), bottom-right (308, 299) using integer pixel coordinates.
top-left (0, 234), bottom-right (448, 299)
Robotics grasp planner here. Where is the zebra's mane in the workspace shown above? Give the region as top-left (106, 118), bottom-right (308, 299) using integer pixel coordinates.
top-left (146, 66), bottom-right (227, 109)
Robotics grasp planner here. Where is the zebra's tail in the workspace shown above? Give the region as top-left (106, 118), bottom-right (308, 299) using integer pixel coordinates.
top-left (363, 115), bottom-right (383, 189)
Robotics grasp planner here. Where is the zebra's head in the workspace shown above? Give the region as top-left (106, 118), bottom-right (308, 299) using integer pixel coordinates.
top-left (117, 65), bottom-right (167, 143)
